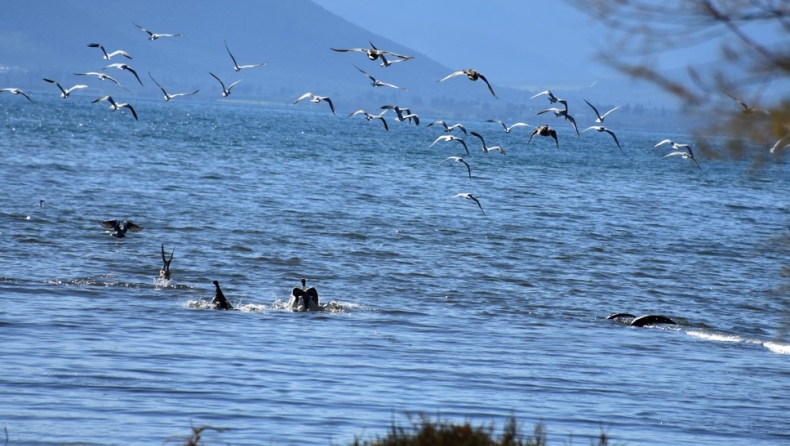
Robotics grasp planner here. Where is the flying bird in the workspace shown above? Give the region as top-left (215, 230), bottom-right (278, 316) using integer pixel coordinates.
top-left (148, 72), bottom-right (198, 101)
top-left (378, 53), bottom-right (408, 68)
top-left (661, 146), bottom-right (702, 171)
top-left (42, 78), bottom-right (87, 98)
top-left (537, 105), bottom-right (579, 135)
top-left (486, 119), bottom-right (529, 133)
top-left (428, 120), bottom-right (467, 134)
top-left (528, 125), bottom-right (559, 149)
top-left (0, 88), bottom-right (32, 102)
top-left (581, 126), bottom-right (621, 150)
top-left (102, 63), bottom-right (144, 86)
top-left (428, 134), bottom-right (470, 156)
top-left (724, 91), bottom-right (770, 115)
top-left (224, 41), bottom-right (267, 71)
top-left (583, 99), bottom-right (620, 123)
top-left (92, 95), bottom-right (139, 120)
top-left (73, 72), bottom-right (129, 91)
top-left (132, 21), bottom-right (183, 40)
top-left (531, 89), bottom-right (567, 106)
top-left (293, 92), bottom-right (335, 115)
top-left (330, 41), bottom-right (413, 62)
top-left (654, 139), bottom-right (690, 151)
top-left (348, 109), bottom-right (388, 130)
top-left (441, 156), bottom-right (472, 181)
top-left (209, 72), bottom-right (242, 97)
top-left (770, 133), bottom-right (790, 154)
top-left (353, 64), bottom-right (408, 90)
top-left (101, 220), bottom-right (143, 237)
top-left (438, 69), bottom-right (497, 98)
top-left (380, 105), bottom-right (419, 125)
top-left (87, 43), bottom-right (132, 60)
top-left (469, 131), bottom-right (505, 155)
top-left (451, 193), bottom-right (485, 215)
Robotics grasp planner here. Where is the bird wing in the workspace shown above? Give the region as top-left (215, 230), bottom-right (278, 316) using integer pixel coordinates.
top-left (43, 78), bottom-right (65, 94)
top-left (599, 106), bottom-right (620, 120)
top-left (120, 103), bottom-right (138, 121)
top-left (507, 123), bottom-right (529, 132)
top-left (603, 128), bottom-right (621, 149)
top-left (226, 79), bottom-right (243, 91)
top-left (469, 131), bottom-right (485, 145)
top-left (583, 98), bottom-right (602, 121)
top-left (294, 92), bottom-right (314, 104)
top-left (148, 72), bottom-right (167, 95)
top-left (437, 70), bottom-right (466, 83)
top-left (457, 138), bottom-right (470, 156)
top-left (209, 72), bottom-right (226, 90)
top-left (330, 47), bottom-right (369, 53)
top-left (224, 41), bottom-right (240, 69)
top-left (322, 97), bottom-right (336, 115)
top-left (654, 139), bottom-right (673, 148)
top-left (126, 221), bottom-right (144, 232)
top-left (476, 73), bottom-right (497, 98)
top-left (101, 220), bottom-right (119, 230)
top-left (238, 62), bottom-right (267, 69)
top-left (376, 117), bottom-right (388, 131)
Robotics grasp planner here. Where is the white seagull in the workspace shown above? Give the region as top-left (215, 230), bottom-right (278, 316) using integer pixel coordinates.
top-left (438, 69), bottom-right (497, 98)
top-left (486, 119), bottom-right (529, 133)
top-left (469, 131), bottom-right (506, 155)
top-left (92, 95), bottom-right (138, 121)
top-left (441, 156), bottom-right (472, 181)
top-left (330, 41), bottom-right (413, 62)
top-left (428, 134), bottom-right (470, 156)
top-left (451, 193), bottom-right (485, 215)
top-left (537, 105), bottom-right (579, 135)
top-left (132, 21), bottom-right (183, 40)
top-left (531, 89), bottom-right (567, 106)
top-left (581, 126), bottom-right (621, 150)
top-left (148, 72), bottom-right (198, 101)
top-left (654, 139), bottom-right (690, 151)
top-left (87, 43), bottom-right (132, 60)
top-left (380, 105), bottom-right (419, 125)
top-left (225, 41), bottom-right (267, 71)
top-left (661, 146), bottom-right (702, 171)
top-left (293, 92), bottom-right (335, 115)
top-left (209, 72), bottom-right (242, 97)
top-left (42, 78), bottom-right (87, 98)
top-left (74, 72), bottom-right (130, 91)
top-left (583, 99), bottom-right (620, 123)
top-left (770, 133), bottom-right (790, 154)
top-left (348, 109), bottom-right (388, 130)
top-left (102, 63), bottom-right (144, 86)
top-left (427, 120), bottom-right (467, 134)
top-left (725, 91), bottom-right (770, 115)
top-left (0, 87), bottom-right (32, 102)
top-left (353, 64), bottom-right (408, 90)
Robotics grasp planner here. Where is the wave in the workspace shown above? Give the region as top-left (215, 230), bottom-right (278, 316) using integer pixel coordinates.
top-left (687, 330), bottom-right (790, 355)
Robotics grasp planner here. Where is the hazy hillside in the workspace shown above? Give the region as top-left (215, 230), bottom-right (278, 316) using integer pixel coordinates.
top-left (0, 0), bottom-right (686, 124)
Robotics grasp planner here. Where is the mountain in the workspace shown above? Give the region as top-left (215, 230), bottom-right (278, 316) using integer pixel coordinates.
top-left (0, 0), bottom-right (681, 123)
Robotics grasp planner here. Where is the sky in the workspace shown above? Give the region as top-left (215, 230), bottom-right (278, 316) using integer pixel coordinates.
top-left (313, 1), bottom-right (612, 89)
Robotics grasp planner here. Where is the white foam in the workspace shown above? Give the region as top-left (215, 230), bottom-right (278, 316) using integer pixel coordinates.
top-left (763, 341), bottom-right (790, 355)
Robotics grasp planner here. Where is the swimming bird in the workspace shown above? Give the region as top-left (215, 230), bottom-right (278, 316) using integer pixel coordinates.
top-left (441, 156), bottom-right (472, 181)
top-left (348, 109), bottom-right (388, 130)
top-left (606, 313), bottom-right (677, 327)
top-left (581, 126), bottom-right (621, 150)
top-left (661, 146), bottom-right (702, 171)
top-left (209, 72), bottom-right (242, 97)
top-left (224, 40), bottom-right (267, 71)
top-left (290, 278), bottom-right (320, 311)
top-left (353, 64), bottom-right (408, 90)
top-left (469, 131), bottom-right (505, 155)
top-left (438, 69), bottom-right (497, 98)
top-left (380, 105), bottom-right (419, 125)
top-left (428, 120), bottom-right (467, 134)
top-left (132, 21), bottom-right (183, 40)
top-left (148, 72), bottom-right (198, 101)
top-left (724, 91), bottom-right (770, 115)
top-left (100, 220), bottom-right (143, 237)
top-left (160, 244), bottom-right (174, 280)
top-left (486, 119), bottom-right (529, 133)
top-left (452, 193), bottom-right (485, 215)
top-left (42, 78), bottom-right (87, 98)
top-left (0, 88), bottom-right (33, 103)
top-left (87, 43), bottom-right (132, 60)
top-left (583, 99), bottom-right (620, 123)
top-left (293, 92), bottom-right (336, 115)
top-left (102, 63), bottom-right (143, 86)
top-left (537, 105), bottom-right (579, 135)
top-left (428, 134), bottom-right (470, 156)
top-left (92, 95), bottom-right (139, 120)
top-left (528, 125), bottom-right (559, 149)
top-left (530, 89), bottom-right (567, 106)
top-left (330, 41), bottom-right (413, 62)
top-left (211, 280), bottom-right (233, 310)
top-left (73, 72), bottom-right (130, 91)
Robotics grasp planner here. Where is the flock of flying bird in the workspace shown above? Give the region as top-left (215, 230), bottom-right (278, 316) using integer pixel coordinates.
top-left (1, 22), bottom-right (786, 217)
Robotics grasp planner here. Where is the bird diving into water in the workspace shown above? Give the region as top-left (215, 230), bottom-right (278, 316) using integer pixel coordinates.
top-left (438, 69), bottom-right (497, 98)
top-left (101, 220), bottom-right (143, 237)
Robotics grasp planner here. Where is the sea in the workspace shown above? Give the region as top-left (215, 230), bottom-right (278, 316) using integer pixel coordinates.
top-left (1, 94), bottom-right (789, 446)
